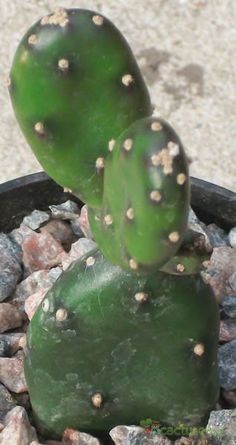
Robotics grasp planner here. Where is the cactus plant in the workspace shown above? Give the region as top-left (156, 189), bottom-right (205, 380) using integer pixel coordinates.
top-left (9, 8), bottom-right (152, 208)
top-left (24, 248), bottom-right (219, 438)
top-left (89, 116), bottom-right (190, 272)
top-left (9, 6), bottom-right (219, 442)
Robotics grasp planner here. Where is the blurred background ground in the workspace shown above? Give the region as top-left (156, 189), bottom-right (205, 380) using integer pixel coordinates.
top-left (1, 0), bottom-right (236, 191)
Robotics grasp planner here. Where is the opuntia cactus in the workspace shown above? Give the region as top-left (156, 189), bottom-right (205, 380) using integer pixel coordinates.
top-left (24, 249), bottom-right (219, 438)
top-left (9, 8), bottom-right (152, 207)
top-left (8, 7), bottom-right (219, 442)
top-left (89, 116), bottom-right (190, 272)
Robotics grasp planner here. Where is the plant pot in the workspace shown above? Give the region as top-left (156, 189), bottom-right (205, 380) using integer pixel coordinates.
top-left (0, 172), bottom-right (236, 232)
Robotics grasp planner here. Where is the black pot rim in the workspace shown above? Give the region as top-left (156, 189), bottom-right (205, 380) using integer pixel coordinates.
top-left (0, 172), bottom-right (236, 232)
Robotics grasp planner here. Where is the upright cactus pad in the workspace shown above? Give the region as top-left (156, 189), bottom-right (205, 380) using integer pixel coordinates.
top-left (24, 249), bottom-right (219, 438)
top-left (89, 117), bottom-right (190, 272)
top-left (9, 8), bottom-right (152, 207)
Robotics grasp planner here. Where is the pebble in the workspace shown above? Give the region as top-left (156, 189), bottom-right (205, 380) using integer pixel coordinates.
top-left (0, 303), bottom-right (23, 333)
top-left (62, 428), bottom-right (100, 444)
top-left (40, 220), bottom-right (76, 252)
top-left (109, 425), bottom-right (172, 445)
top-left (71, 205), bottom-right (93, 239)
top-left (22, 210), bottom-right (50, 231)
top-left (0, 234), bottom-right (22, 302)
top-left (205, 223), bottom-right (229, 247)
top-left (201, 246), bottom-right (236, 302)
top-left (25, 289), bottom-right (49, 320)
top-left (49, 200), bottom-right (79, 220)
top-left (229, 272), bottom-right (236, 294)
top-left (220, 319), bottom-right (236, 342)
top-left (13, 393), bottom-right (31, 411)
top-left (10, 224), bottom-right (34, 246)
top-left (218, 339), bottom-right (236, 390)
top-left (0, 406), bottom-right (37, 445)
top-left (222, 389), bottom-right (236, 407)
top-left (22, 232), bottom-right (65, 273)
top-left (0, 341), bottom-right (9, 358)
top-left (221, 295), bottom-right (236, 318)
top-left (0, 384), bottom-right (16, 423)
top-left (188, 208), bottom-right (212, 252)
top-left (13, 268), bottom-right (62, 312)
top-left (0, 351), bottom-right (27, 393)
top-left (206, 409), bottom-right (236, 445)
top-left (62, 238), bottom-right (97, 270)
top-left (229, 227), bottom-right (236, 248)
top-left (0, 333), bottom-right (26, 357)
top-left (0, 234), bottom-right (22, 262)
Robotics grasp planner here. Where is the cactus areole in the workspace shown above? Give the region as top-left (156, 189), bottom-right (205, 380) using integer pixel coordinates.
top-left (9, 8), bottom-right (152, 208)
top-left (9, 6), bottom-right (219, 442)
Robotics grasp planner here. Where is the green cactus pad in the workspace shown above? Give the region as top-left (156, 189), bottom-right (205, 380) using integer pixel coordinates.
top-left (9, 8), bottom-right (152, 207)
top-left (24, 248), bottom-right (219, 439)
top-left (161, 228), bottom-right (211, 275)
top-left (89, 117), bottom-right (190, 272)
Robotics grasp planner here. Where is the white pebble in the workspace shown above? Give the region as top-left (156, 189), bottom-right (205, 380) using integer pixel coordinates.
top-left (229, 227), bottom-right (236, 248)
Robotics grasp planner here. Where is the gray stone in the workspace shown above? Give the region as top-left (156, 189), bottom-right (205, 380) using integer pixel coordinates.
top-left (222, 389), bottom-right (236, 407)
top-left (22, 209), bottom-right (50, 230)
top-left (218, 339), bottom-right (236, 390)
top-left (10, 224), bottom-right (34, 246)
top-left (206, 223), bottom-right (229, 247)
top-left (0, 384), bottom-right (16, 423)
top-left (0, 334), bottom-right (26, 357)
top-left (0, 234), bottom-right (22, 302)
top-left (71, 205), bottom-right (93, 239)
top-left (206, 409), bottom-right (236, 445)
top-left (0, 341), bottom-right (10, 358)
top-left (0, 406), bottom-right (37, 445)
top-left (109, 425), bottom-right (172, 445)
top-left (229, 228), bottom-right (236, 248)
top-left (62, 238), bottom-right (97, 271)
top-left (188, 208), bottom-right (212, 252)
top-left (222, 295), bottom-right (236, 318)
top-left (0, 351), bottom-right (27, 393)
top-left (0, 234), bottom-right (22, 262)
top-left (0, 303), bottom-right (23, 333)
top-left (49, 200), bottom-right (79, 220)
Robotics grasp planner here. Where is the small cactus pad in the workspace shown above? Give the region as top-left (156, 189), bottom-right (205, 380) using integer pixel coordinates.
top-left (24, 249), bottom-right (219, 438)
top-left (9, 8), bottom-right (152, 207)
top-left (89, 117), bottom-right (190, 272)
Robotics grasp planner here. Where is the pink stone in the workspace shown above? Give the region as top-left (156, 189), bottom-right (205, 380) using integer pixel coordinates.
top-left (40, 219), bottom-right (75, 252)
top-left (0, 303), bottom-right (23, 333)
top-left (22, 232), bottom-right (65, 273)
top-left (220, 319), bottom-right (236, 342)
top-left (201, 247), bottom-right (236, 302)
top-left (62, 428), bottom-right (100, 445)
top-left (0, 406), bottom-right (37, 445)
top-left (25, 289), bottom-right (48, 320)
top-left (13, 268), bottom-right (62, 312)
top-left (71, 205), bottom-right (93, 239)
top-left (0, 351), bottom-right (27, 393)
